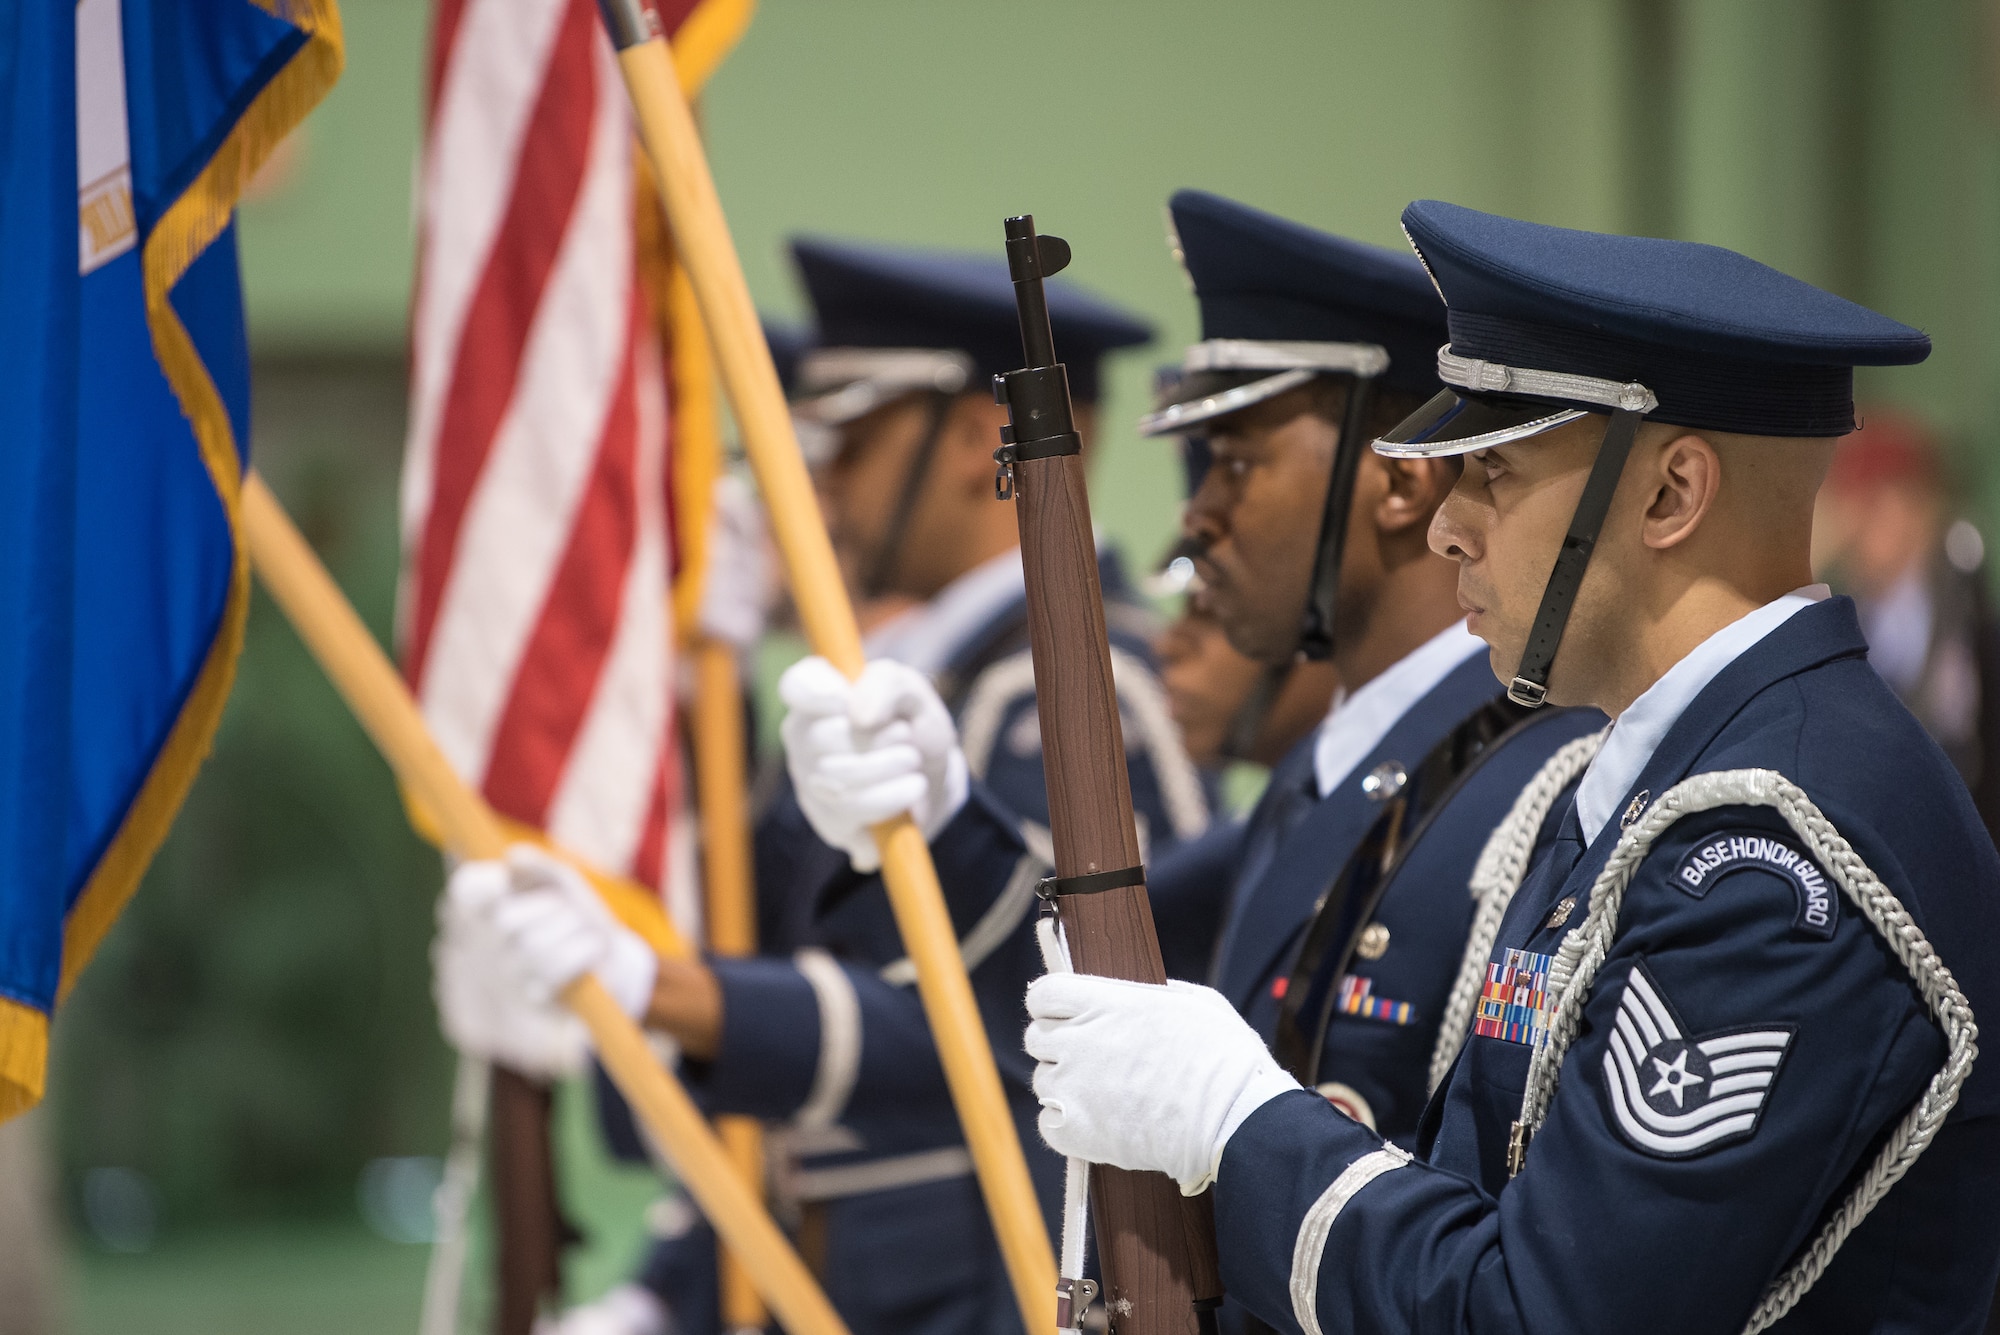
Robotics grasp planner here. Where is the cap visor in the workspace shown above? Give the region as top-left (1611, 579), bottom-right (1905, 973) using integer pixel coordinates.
top-left (794, 382), bottom-right (894, 427)
top-left (1138, 368), bottom-right (1315, 437)
top-left (1372, 389), bottom-right (1586, 458)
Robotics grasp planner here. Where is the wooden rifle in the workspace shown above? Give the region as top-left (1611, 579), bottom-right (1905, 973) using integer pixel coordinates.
top-left (993, 214), bottom-right (1222, 1335)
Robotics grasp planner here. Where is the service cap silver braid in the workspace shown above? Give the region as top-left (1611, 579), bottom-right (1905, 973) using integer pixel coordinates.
top-left (1371, 347), bottom-right (1660, 459)
top-left (791, 347), bottom-right (975, 428)
top-left (1138, 338), bottom-right (1389, 437)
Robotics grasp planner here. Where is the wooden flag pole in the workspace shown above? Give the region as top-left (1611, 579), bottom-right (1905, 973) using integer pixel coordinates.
top-left (690, 636), bottom-right (768, 1332)
top-left (239, 473), bottom-right (849, 1335)
top-left (596, 5), bottom-right (1059, 1329)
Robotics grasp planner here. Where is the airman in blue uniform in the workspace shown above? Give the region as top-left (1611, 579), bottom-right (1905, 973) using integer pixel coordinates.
top-left (582, 238), bottom-right (1206, 1335)
top-left (1026, 202), bottom-right (2000, 1334)
top-left (1132, 191), bottom-right (1602, 1154)
top-left (1149, 433), bottom-right (1343, 791)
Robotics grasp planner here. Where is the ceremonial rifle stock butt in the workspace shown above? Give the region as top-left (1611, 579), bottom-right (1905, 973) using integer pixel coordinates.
top-left (995, 216), bottom-right (1224, 1335)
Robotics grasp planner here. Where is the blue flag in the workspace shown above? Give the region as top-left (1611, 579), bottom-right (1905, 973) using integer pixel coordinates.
top-left (0, 0), bottom-right (340, 1117)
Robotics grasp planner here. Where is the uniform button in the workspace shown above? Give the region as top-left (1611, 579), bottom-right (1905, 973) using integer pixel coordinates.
top-left (1361, 761), bottom-right (1408, 802)
top-left (1355, 922), bottom-right (1391, 960)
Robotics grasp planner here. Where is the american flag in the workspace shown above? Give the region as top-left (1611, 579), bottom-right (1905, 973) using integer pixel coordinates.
top-left (400, 0), bottom-right (748, 888)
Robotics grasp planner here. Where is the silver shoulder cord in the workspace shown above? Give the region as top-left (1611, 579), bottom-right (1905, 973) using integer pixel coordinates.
top-left (1036, 915), bottom-right (1098, 1335)
top-left (1456, 757), bottom-right (1978, 1334)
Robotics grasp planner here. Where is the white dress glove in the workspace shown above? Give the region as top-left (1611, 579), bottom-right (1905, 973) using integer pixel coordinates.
top-left (552, 1284), bottom-right (670, 1335)
top-left (1025, 973), bottom-right (1300, 1195)
top-left (432, 860), bottom-right (587, 1080)
top-left (445, 845), bottom-right (659, 1024)
top-left (778, 656), bottom-right (971, 873)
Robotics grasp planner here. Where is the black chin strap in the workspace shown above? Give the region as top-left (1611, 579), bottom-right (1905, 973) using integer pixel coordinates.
top-left (1507, 407), bottom-right (1645, 706)
top-left (1295, 375), bottom-right (1375, 661)
top-left (860, 392), bottom-right (954, 599)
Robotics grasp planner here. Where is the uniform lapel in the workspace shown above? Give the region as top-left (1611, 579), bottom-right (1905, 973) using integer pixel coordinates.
top-left (1215, 653), bottom-right (1502, 1012)
top-left (1207, 738), bottom-right (1320, 985)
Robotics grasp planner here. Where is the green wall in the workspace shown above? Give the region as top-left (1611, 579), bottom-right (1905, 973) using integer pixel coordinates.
top-left (57, 0), bottom-right (2000, 1263)
top-left (237, 0), bottom-right (2000, 564)
top-left (237, 0), bottom-right (427, 352)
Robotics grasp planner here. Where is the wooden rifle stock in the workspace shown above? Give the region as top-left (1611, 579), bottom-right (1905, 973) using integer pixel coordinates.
top-left (995, 216), bottom-right (1222, 1335)
top-left (489, 1069), bottom-right (567, 1334)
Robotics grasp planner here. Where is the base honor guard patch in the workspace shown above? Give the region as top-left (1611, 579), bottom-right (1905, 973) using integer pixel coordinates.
top-left (1474, 948), bottom-right (1554, 1047)
top-left (1604, 961), bottom-right (1794, 1158)
top-left (1674, 830), bottom-right (1836, 939)
top-left (1335, 974), bottom-right (1414, 1026)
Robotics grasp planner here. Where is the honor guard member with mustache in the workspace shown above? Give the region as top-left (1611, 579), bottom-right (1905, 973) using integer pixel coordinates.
top-left (1136, 191), bottom-right (1602, 1150)
top-left (1145, 427), bottom-right (1342, 983)
top-left (441, 239), bottom-right (1208, 1335)
top-left (1151, 433), bottom-right (1343, 784)
top-left (1027, 202), bottom-right (2000, 1334)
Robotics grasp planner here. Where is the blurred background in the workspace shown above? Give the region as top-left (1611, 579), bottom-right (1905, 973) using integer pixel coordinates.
top-left (35, 1), bottom-right (2000, 1330)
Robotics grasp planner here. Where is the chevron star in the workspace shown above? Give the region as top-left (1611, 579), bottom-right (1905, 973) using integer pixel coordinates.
top-left (1648, 1046), bottom-right (1706, 1109)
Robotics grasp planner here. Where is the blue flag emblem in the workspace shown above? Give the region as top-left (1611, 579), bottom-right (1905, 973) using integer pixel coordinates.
top-left (0, 0), bottom-right (340, 1117)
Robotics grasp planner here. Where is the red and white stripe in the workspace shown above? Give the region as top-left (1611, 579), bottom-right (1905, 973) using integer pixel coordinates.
top-left (401, 0), bottom-right (676, 886)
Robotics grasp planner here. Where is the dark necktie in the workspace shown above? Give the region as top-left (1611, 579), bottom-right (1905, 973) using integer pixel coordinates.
top-left (1510, 801), bottom-right (1588, 938)
top-left (1208, 748), bottom-right (1320, 982)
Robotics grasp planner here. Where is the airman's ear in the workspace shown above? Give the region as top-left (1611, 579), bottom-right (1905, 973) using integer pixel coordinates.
top-left (1375, 454), bottom-right (1460, 534)
top-left (1643, 433), bottom-right (1721, 551)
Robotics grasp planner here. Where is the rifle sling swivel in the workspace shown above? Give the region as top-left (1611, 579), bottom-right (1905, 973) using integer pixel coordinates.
top-left (1037, 863), bottom-right (1146, 901)
top-left (992, 429), bottom-right (1082, 499)
top-left (993, 364), bottom-right (1082, 498)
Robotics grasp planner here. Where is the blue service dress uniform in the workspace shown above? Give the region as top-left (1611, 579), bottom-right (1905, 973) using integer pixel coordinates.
top-left (1212, 598), bottom-right (2000, 1333)
top-left (1151, 649), bottom-right (1602, 1140)
top-left (1137, 643), bottom-right (1600, 1335)
top-left (647, 559), bottom-right (1206, 1335)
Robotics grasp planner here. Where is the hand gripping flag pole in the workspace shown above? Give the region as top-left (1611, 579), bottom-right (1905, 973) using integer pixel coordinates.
top-left (593, 4), bottom-right (1062, 1331)
top-left (239, 473), bottom-right (851, 1335)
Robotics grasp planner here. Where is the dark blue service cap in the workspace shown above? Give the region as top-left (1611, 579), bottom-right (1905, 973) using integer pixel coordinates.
top-left (1141, 190), bottom-right (1447, 437)
top-left (1377, 201), bottom-right (1931, 456)
top-left (789, 236), bottom-right (1152, 423)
